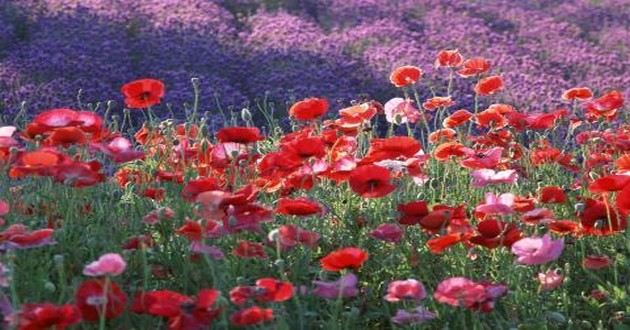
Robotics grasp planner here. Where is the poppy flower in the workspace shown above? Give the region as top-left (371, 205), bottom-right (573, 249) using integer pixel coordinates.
top-left (216, 126), bottom-right (264, 144)
top-left (52, 161), bottom-right (105, 188)
top-left (9, 148), bottom-right (73, 179)
top-left (391, 306), bottom-right (436, 326)
top-left (383, 98), bottom-right (421, 124)
top-left (469, 220), bottom-right (522, 249)
top-left (582, 255), bottom-right (612, 270)
top-left (92, 137), bottom-right (144, 163)
top-left (289, 97), bottom-right (329, 121)
top-left (360, 136), bottom-right (422, 164)
top-left (272, 225), bottom-right (320, 250)
top-left (471, 169), bottom-right (518, 187)
top-left (83, 253), bottom-right (127, 277)
top-left (434, 277), bottom-right (507, 313)
top-left (474, 108), bottom-right (508, 128)
top-left (275, 197), bottom-right (322, 216)
top-left (320, 247), bottom-right (368, 272)
top-left (384, 279), bottom-right (426, 302)
top-left (580, 198), bottom-right (627, 235)
top-left (133, 289), bottom-right (222, 329)
top-left (338, 102), bottom-right (378, 123)
top-left (461, 147), bottom-right (503, 169)
top-left (433, 142), bottom-right (471, 161)
top-left (562, 87), bottom-right (593, 101)
top-left (312, 272), bottom-right (359, 299)
top-left (537, 269), bottom-right (564, 292)
top-left (475, 193), bottom-right (514, 216)
top-left (370, 223), bottom-right (404, 243)
top-left (539, 186), bottom-right (567, 204)
top-left (474, 76), bottom-right (504, 96)
top-left (435, 49), bottom-right (464, 68)
top-left (423, 96), bottom-right (454, 111)
top-left (397, 201), bottom-right (429, 225)
top-left (427, 232), bottom-right (466, 254)
top-left (617, 184), bottom-right (630, 213)
top-left (458, 57), bottom-right (490, 77)
top-left (548, 220), bottom-right (580, 235)
top-left (585, 90), bottom-right (624, 120)
top-left (233, 241), bottom-right (268, 259)
top-left (511, 234), bottom-right (564, 265)
top-left (348, 165), bottom-right (396, 198)
top-left (75, 279), bottom-right (127, 322)
top-left (390, 65), bottom-right (423, 87)
top-left (44, 127), bottom-right (87, 146)
top-left (121, 78), bottom-right (165, 109)
top-left (443, 109), bottom-right (473, 128)
top-left (230, 306), bottom-right (274, 327)
top-left (17, 303), bottom-right (81, 330)
top-left (181, 177), bottom-right (222, 202)
top-left (0, 224), bottom-right (55, 251)
top-left (231, 278), bottom-right (294, 306)
top-left (588, 175), bottom-right (630, 193)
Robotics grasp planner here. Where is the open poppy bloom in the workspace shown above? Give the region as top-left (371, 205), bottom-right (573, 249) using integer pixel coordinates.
top-left (121, 78), bottom-right (165, 109)
top-left (474, 76), bottom-right (504, 96)
top-left (320, 247), bottom-right (368, 272)
top-left (384, 98), bottom-right (421, 124)
top-left (562, 87), bottom-right (593, 101)
top-left (75, 279), bottom-right (127, 322)
top-left (233, 240), bottom-right (268, 259)
top-left (435, 49), bottom-right (464, 68)
top-left (579, 198), bottom-right (627, 235)
top-left (443, 109), bottom-right (473, 128)
top-left (582, 255), bottom-right (612, 270)
top-left (0, 224), bottom-right (55, 251)
top-left (390, 65), bottom-right (423, 87)
top-left (312, 272), bottom-right (359, 299)
top-left (538, 186), bottom-right (567, 204)
top-left (348, 165), bottom-right (396, 198)
top-left (230, 278), bottom-right (294, 305)
top-left (133, 288), bottom-right (222, 329)
top-left (384, 279), bottom-right (426, 302)
top-left (471, 169), bottom-right (518, 187)
top-left (584, 90), bottom-right (624, 120)
top-left (458, 57), bottom-right (490, 77)
top-left (537, 269), bottom-right (564, 292)
top-left (83, 253), bottom-right (127, 277)
top-left (289, 97), bottom-right (329, 121)
top-left (230, 306), bottom-right (274, 327)
top-left (474, 193), bottom-right (515, 216)
top-left (16, 303), bottom-right (81, 330)
top-left (370, 223), bottom-right (404, 243)
top-left (216, 126), bottom-right (264, 144)
top-left (434, 277), bottom-right (507, 313)
top-left (511, 234), bottom-right (564, 265)
top-left (275, 197), bottom-right (322, 216)
top-left (423, 96), bottom-right (455, 111)
top-left (469, 219), bottom-right (522, 249)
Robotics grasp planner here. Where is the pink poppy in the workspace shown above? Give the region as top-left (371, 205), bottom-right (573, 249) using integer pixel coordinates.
top-left (370, 224), bottom-right (404, 243)
top-left (433, 277), bottom-right (486, 308)
top-left (384, 279), bottom-right (426, 302)
top-left (0, 126), bottom-right (16, 137)
top-left (470, 169), bottom-right (518, 187)
top-left (312, 273), bottom-right (359, 299)
top-left (582, 255), bottom-right (612, 270)
top-left (384, 98), bottom-right (421, 124)
top-left (83, 253), bottom-right (127, 277)
top-left (511, 234), bottom-right (564, 265)
top-left (461, 147), bottom-right (503, 169)
top-left (537, 269), bottom-right (564, 291)
top-left (475, 193), bottom-right (515, 216)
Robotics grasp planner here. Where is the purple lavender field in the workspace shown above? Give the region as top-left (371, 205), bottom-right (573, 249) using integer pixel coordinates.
top-left (1, 0), bottom-right (629, 114)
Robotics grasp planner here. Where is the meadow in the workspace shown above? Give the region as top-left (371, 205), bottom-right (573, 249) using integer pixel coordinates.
top-left (0, 1), bottom-right (629, 329)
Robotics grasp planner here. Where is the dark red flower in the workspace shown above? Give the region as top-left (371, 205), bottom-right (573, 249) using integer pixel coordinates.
top-left (582, 255), bottom-right (612, 270)
top-left (579, 198), bottom-right (627, 235)
top-left (254, 278), bottom-right (294, 303)
top-left (320, 247), bottom-right (368, 272)
top-left (230, 306), bottom-right (274, 327)
top-left (133, 289), bottom-right (222, 330)
top-left (121, 78), bottom-right (165, 109)
top-left (348, 165), bottom-right (396, 198)
top-left (397, 201), bottom-right (429, 225)
top-left (275, 197), bottom-right (322, 216)
top-left (75, 279), bottom-right (127, 322)
top-left (289, 98), bottom-right (329, 121)
top-left (539, 186), bottom-right (567, 204)
top-left (469, 220), bottom-right (522, 249)
top-left (233, 241), bottom-right (268, 259)
top-left (17, 303), bottom-right (80, 330)
top-left (216, 127), bottom-right (264, 144)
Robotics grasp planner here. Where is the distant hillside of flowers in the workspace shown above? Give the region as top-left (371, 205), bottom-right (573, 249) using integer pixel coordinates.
top-left (0, 0), bottom-right (629, 114)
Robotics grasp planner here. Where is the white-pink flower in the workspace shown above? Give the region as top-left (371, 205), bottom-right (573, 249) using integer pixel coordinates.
top-left (384, 98), bottom-right (421, 124)
top-left (475, 192), bottom-right (515, 215)
top-left (83, 253), bottom-right (127, 277)
top-left (511, 234), bottom-right (564, 265)
top-left (470, 169), bottom-right (518, 187)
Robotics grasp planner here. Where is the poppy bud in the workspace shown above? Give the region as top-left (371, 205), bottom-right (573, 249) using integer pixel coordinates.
top-left (241, 108), bottom-right (253, 122)
top-left (191, 77), bottom-right (201, 89)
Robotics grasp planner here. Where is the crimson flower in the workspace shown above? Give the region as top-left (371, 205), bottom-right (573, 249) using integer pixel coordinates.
top-left (75, 279), bottom-right (127, 322)
top-left (230, 306), bottom-right (274, 327)
top-left (121, 78), bottom-right (165, 109)
top-left (289, 97), bottom-right (329, 121)
top-left (320, 247), bottom-right (369, 272)
top-left (17, 303), bottom-right (80, 330)
top-left (348, 165), bottom-right (396, 198)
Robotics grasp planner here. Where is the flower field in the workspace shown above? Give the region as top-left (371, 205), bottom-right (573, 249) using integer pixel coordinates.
top-left (0, 1), bottom-right (629, 329)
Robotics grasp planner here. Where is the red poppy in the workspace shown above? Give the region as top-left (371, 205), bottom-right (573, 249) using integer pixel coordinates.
top-left (582, 255), bottom-right (612, 270)
top-left (230, 306), bottom-right (274, 327)
top-left (45, 127), bottom-right (88, 146)
top-left (122, 235), bottom-right (154, 250)
top-left (469, 219), bottom-right (522, 249)
top-left (423, 96), bottom-right (455, 111)
top-left (338, 102), bottom-right (378, 123)
top-left (474, 76), bottom-right (504, 96)
top-left (427, 233), bottom-right (466, 254)
top-left (133, 289), bottom-right (222, 330)
top-left (562, 87), bottom-right (593, 102)
top-left (9, 148), bottom-right (72, 179)
top-left (233, 240), bottom-right (268, 259)
top-left (397, 201), bottom-right (429, 225)
top-left (435, 49), bottom-right (464, 68)
top-left (75, 279), bottom-right (127, 322)
top-left (348, 165), bottom-right (396, 198)
top-left (121, 78), bottom-right (165, 109)
top-left (176, 219), bottom-right (204, 241)
top-left (281, 136), bottom-right (326, 160)
top-left (419, 209), bottom-right (453, 231)
top-left (433, 142), bottom-right (470, 161)
top-left (360, 136), bottom-right (421, 164)
top-left (390, 65), bottom-right (423, 87)
top-left (216, 126), bottom-right (264, 144)
top-left (443, 109), bottom-right (473, 128)
top-left (254, 278), bottom-right (294, 303)
top-left (0, 224), bottom-right (54, 250)
top-left (52, 161), bottom-right (105, 188)
top-left (181, 177), bottom-right (222, 202)
top-left (276, 224), bottom-right (320, 250)
top-left (549, 220), bottom-right (580, 235)
top-left (579, 198), bottom-right (627, 235)
top-left (458, 57), bottom-right (490, 77)
top-left (588, 175), bottom-right (630, 193)
top-left (585, 90), bottom-right (624, 120)
top-left (369, 223), bottom-right (404, 243)
top-left (320, 247), bottom-right (369, 271)
top-left (17, 303), bottom-right (81, 330)
top-left (616, 154), bottom-right (630, 171)
top-left (275, 197), bottom-right (322, 216)
top-left (289, 97), bottom-right (329, 121)
top-left (475, 108), bottom-right (508, 128)
top-left (539, 186), bottom-right (567, 204)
